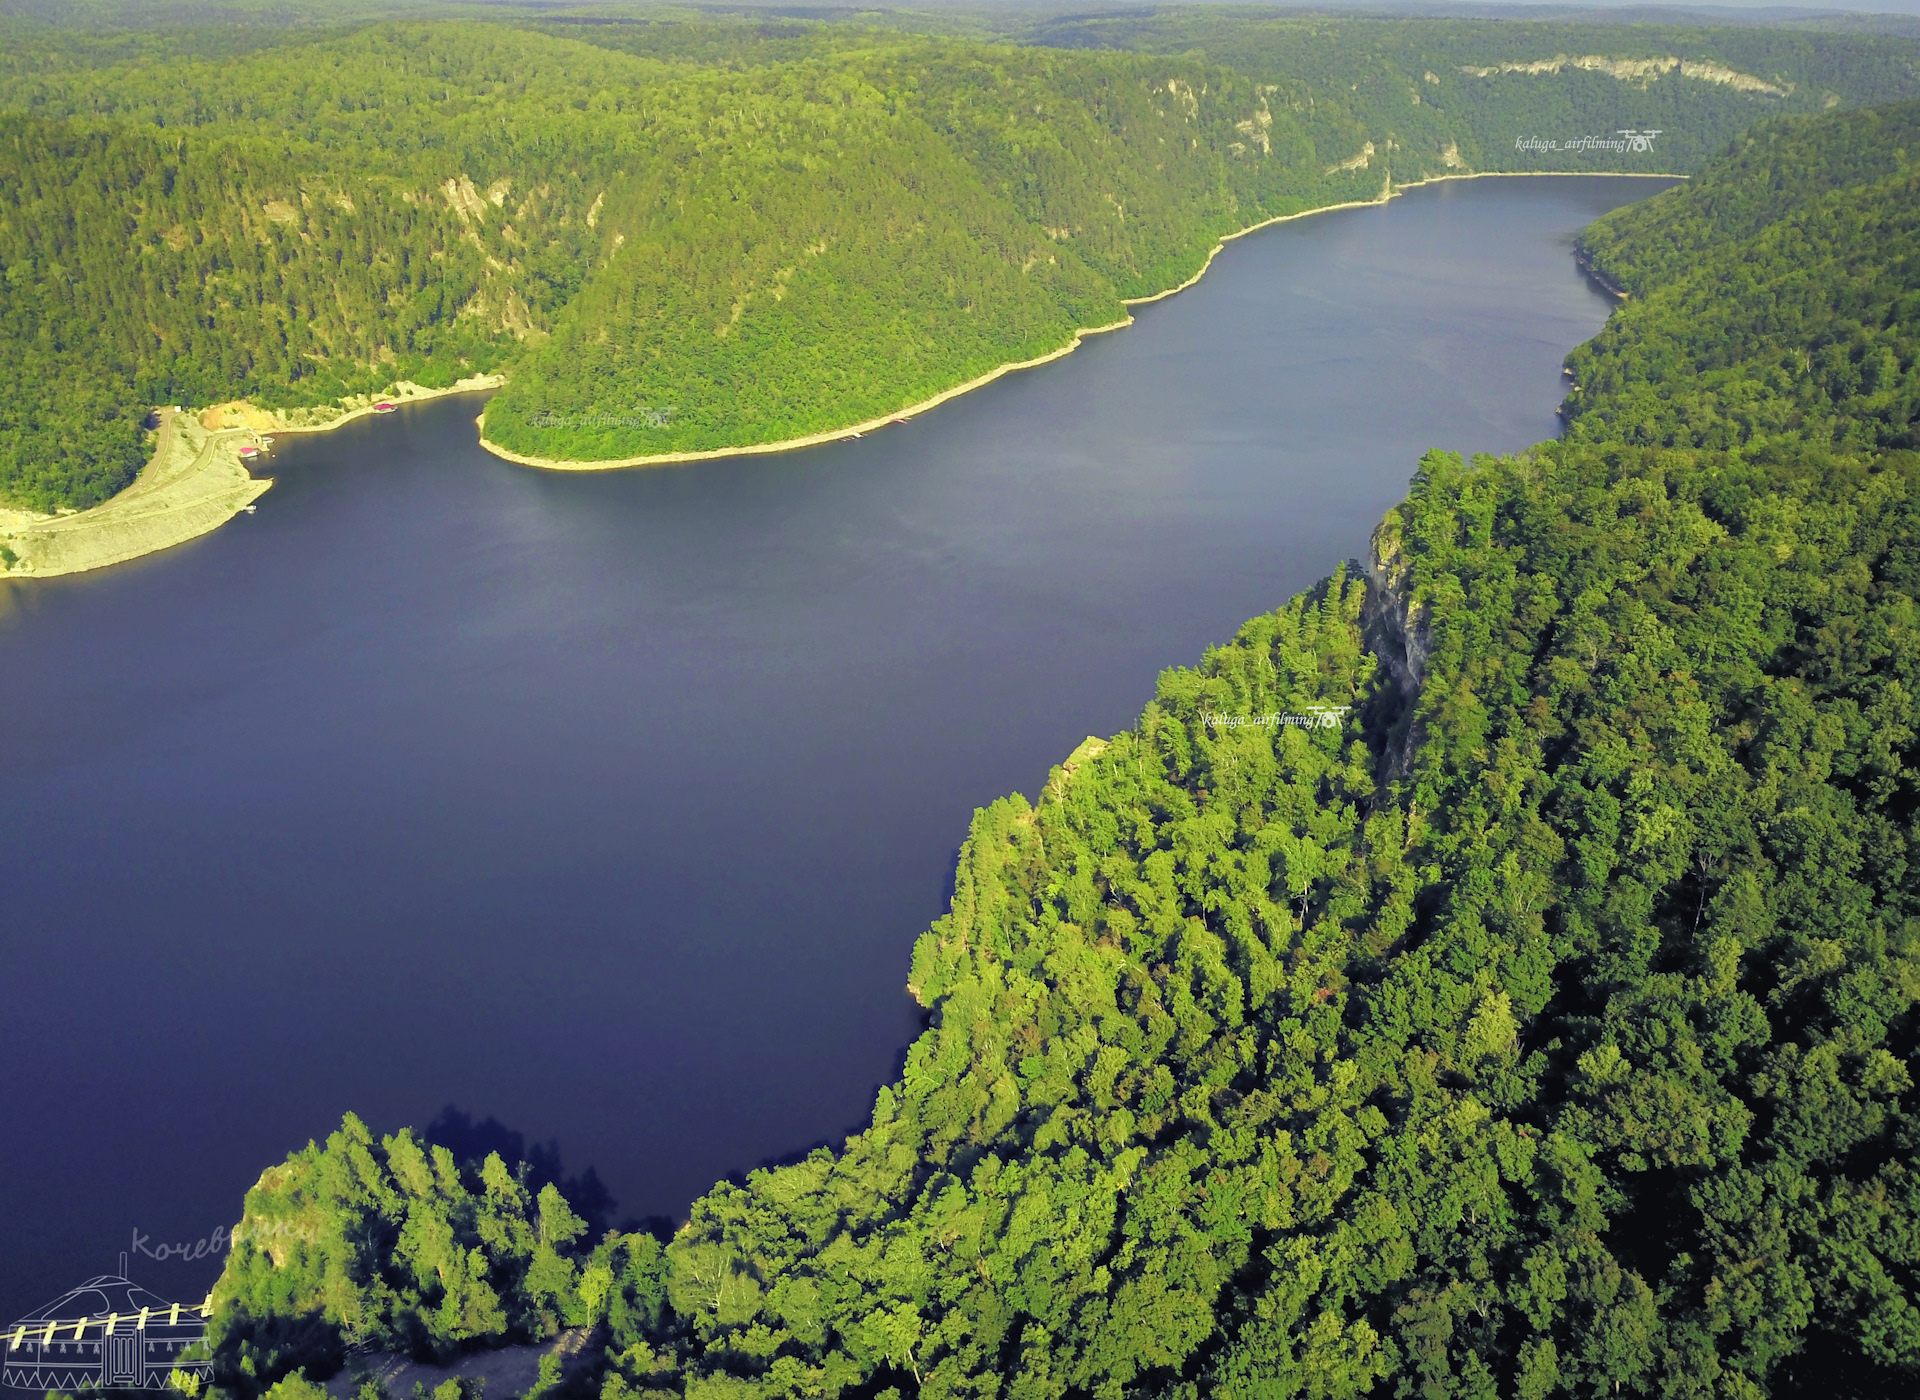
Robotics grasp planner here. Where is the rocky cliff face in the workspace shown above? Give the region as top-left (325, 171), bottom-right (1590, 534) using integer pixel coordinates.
top-left (1359, 507), bottom-right (1428, 787)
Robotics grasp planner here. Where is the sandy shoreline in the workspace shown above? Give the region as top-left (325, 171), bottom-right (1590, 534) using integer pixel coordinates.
top-left (7, 166), bottom-right (1682, 575)
top-left (1135, 167), bottom-right (1683, 306)
top-left (0, 411), bottom-right (270, 580)
top-left (475, 322), bottom-right (1132, 471)
top-left (476, 192), bottom-right (1404, 473)
top-left (1, 374), bottom-right (502, 580)
top-left (478, 168), bottom-right (1683, 473)
top-left (204, 372), bottom-right (506, 440)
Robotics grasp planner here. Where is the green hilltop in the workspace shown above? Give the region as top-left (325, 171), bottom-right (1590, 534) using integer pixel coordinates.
top-left (197, 93), bottom-right (1920, 1400)
top-left (3, 10), bottom-right (1917, 506)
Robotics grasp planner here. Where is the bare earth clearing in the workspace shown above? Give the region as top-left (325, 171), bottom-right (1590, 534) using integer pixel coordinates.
top-left (5, 173), bottom-right (1668, 577)
top-left (0, 410), bottom-right (270, 579)
top-left (0, 375), bottom-right (502, 580)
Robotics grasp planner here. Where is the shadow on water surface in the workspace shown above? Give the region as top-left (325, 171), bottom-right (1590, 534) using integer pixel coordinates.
top-left (421, 1106), bottom-right (621, 1238)
top-left (0, 176), bottom-right (1676, 1327)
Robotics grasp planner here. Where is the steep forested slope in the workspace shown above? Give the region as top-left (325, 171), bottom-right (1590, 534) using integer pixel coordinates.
top-left (0, 23), bottom-right (646, 508)
top-left (1569, 101), bottom-right (1920, 454)
top-left (3, 10), bottom-right (1915, 508)
top-left (1020, 10), bottom-right (1920, 172)
top-left (206, 100), bottom-right (1920, 1400)
top-left (480, 43), bottom-right (1323, 463)
top-left (210, 1117), bottom-right (597, 1386)
top-left (0, 21), bottom-right (1373, 501)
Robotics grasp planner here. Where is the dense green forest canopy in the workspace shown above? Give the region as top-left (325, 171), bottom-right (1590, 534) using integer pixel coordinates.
top-left (200, 97), bottom-right (1920, 1400)
top-left (2, 6), bottom-right (1915, 507)
top-left (1568, 101), bottom-right (1920, 456)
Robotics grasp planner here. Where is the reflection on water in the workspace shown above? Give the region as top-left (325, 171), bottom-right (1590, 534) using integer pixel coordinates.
top-left (0, 176), bottom-right (1676, 1321)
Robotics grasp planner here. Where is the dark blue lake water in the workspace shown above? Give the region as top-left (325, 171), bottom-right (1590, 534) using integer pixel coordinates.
top-left (0, 175), bottom-right (1674, 1322)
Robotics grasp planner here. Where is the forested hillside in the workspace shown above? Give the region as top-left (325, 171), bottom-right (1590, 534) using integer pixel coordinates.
top-left (2, 9), bottom-right (1915, 507)
top-left (1021, 8), bottom-right (1920, 173)
top-left (1569, 102), bottom-right (1920, 454)
top-left (201, 99), bottom-right (1920, 1400)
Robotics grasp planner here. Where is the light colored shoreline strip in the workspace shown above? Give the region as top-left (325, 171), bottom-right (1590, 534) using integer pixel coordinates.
top-left (475, 322), bottom-right (1131, 472)
top-left (2, 374), bottom-right (503, 580)
top-left (1, 413), bottom-right (268, 579)
top-left (1120, 186), bottom-right (1400, 310)
top-left (8, 169), bottom-right (1686, 574)
top-left (230, 373), bottom-right (507, 440)
top-left (479, 168), bottom-right (1684, 473)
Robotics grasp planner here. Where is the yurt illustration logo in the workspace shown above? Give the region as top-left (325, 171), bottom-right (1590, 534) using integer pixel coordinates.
top-left (3, 1264), bottom-right (213, 1392)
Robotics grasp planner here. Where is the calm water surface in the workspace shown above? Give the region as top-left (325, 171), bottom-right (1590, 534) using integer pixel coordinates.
top-left (0, 176), bottom-right (1672, 1317)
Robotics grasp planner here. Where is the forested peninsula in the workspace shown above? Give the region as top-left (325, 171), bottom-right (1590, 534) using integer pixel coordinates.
top-left (185, 93), bottom-right (1920, 1400)
top-left (3, 6), bottom-right (1919, 571)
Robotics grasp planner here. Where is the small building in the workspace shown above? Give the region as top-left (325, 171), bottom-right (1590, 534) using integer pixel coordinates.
top-left (3, 1274), bottom-right (213, 1392)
